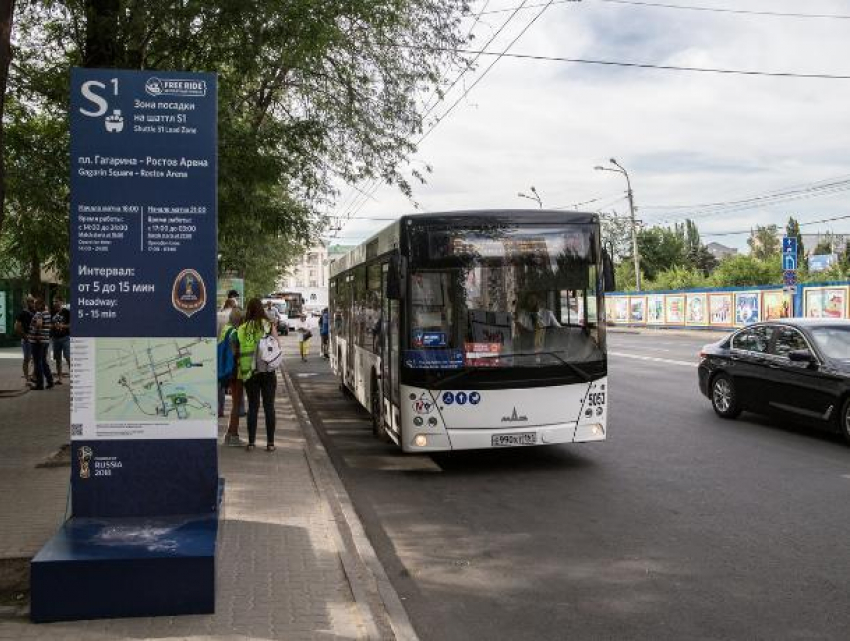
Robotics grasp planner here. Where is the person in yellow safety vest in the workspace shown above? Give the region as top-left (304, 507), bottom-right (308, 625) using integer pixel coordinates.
top-left (232, 298), bottom-right (278, 451)
top-left (220, 307), bottom-right (245, 446)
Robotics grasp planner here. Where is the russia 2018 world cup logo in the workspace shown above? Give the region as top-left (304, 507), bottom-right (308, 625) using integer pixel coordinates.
top-left (78, 446), bottom-right (93, 479)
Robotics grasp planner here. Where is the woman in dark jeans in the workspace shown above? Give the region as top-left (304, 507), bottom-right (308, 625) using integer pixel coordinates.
top-left (232, 298), bottom-right (278, 451)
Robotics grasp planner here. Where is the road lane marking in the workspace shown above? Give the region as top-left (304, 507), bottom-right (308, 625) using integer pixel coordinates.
top-left (609, 351), bottom-right (698, 368)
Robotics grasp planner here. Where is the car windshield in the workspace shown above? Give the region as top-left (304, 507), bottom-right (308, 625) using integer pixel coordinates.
top-left (404, 222), bottom-right (605, 384)
top-left (810, 326), bottom-right (850, 359)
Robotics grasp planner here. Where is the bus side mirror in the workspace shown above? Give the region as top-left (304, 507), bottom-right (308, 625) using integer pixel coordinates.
top-left (602, 249), bottom-right (616, 292)
top-left (386, 254), bottom-right (405, 300)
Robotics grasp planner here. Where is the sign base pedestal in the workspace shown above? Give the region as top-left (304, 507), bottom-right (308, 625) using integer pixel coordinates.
top-left (30, 479), bottom-right (224, 623)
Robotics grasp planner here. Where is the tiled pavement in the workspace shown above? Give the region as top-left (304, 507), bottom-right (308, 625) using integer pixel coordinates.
top-left (0, 340), bottom-right (404, 639)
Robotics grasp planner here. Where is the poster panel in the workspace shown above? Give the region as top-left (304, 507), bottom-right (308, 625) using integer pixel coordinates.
top-left (614, 297), bottom-right (629, 323)
top-left (686, 293), bottom-right (707, 326)
top-left (629, 296), bottom-right (646, 324)
top-left (665, 295), bottom-right (685, 324)
top-left (804, 287), bottom-right (848, 319)
top-left (646, 294), bottom-right (665, 324)
top-left (604, 297), bottom-right (617, 323)
top-left (0, 291), bottom-right (6, 334)
top-left (735, 292), bottom-right (760, 325)
top-left (709, 293), bottom-right (733, 326)
top-left (762, 290), bottom-right (792, 320)
top-left (69, 68), bottom-right (217, 517)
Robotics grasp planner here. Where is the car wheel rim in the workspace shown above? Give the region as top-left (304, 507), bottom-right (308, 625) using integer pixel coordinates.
top-left (844, 406), bottom-right (850, 436)
top-left (713, 379), bottom-right (732, 413)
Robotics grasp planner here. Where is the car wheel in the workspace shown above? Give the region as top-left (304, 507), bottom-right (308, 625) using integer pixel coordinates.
top-left (711, 374), bottom-right (741, 419)
top-left (839, 398), bottom-right (850, 444)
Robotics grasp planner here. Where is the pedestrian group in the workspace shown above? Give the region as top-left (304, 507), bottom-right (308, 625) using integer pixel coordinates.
top-left (14, 295), bottom-right (71, 391)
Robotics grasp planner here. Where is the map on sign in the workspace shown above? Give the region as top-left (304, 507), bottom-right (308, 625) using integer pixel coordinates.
top-left (95, 338), bottom-right (216, 422)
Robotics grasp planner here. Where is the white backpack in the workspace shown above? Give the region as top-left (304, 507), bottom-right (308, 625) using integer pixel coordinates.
top-left (255, 333), bottom-right (283, 372)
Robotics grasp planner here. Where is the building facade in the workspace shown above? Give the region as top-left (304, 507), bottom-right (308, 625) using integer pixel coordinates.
top-left (277, 244), bottom-right (353, 313)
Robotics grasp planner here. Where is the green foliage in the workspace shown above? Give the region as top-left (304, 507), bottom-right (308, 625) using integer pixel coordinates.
top-left (812, 233), bottom-right (834, 256)
top-left (8, 0), bottom-right (472, 292)
top-left (708, 254), bottom-right (782, 288)
top-left (636, 226), bottom-right (685, 281)
top-left (600, 214), bottom-right (633, 262)
top-left (646, 266), bottom-right (708, 291)
top-left (0, 98), bottom-right (69, 291)
top-left (614, 260), bottom-right (641, 292)
top-left (747, 224), bottom-right (780, 260)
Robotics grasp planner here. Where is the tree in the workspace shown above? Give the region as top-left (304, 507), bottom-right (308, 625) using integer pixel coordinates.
top-left (0, 0), bottom-right (16, 239)
top-left (600, 212), bottom-right (632, 261)
top-left (747, 224), bottom-right (780, 260)
top-left (675, 219), bottom-right (717, 276)
top-left (636, 226), bottom-right (684, 281)
top-left (0, 99), bottom-right (69, 293)
top-left (646, 265), bottom-right (707, 291)
top-left (709, 254), bottom-right (781, 287)
top-left (812, 232), bottom-right (834, 256)
top-left (10, 1), bottom-right (472, 293)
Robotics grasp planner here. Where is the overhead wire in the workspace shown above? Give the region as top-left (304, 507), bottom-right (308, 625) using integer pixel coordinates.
top-left (330, 0), bottom-right (532, 239)
top-left (391, 44), bottom-right (850, 80)
top-left (480, 0), bottom-right (850, 20)
top-left (338, 0), bottom-right (557, 236)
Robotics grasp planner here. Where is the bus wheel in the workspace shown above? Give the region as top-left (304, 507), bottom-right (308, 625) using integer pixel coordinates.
top-left (371, 375), bottom-right (382, 438)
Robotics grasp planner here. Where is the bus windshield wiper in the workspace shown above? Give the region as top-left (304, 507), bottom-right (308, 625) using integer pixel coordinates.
top-left (476, 350), bottom-right (592, 382)
top-left (431, 366), bottom-right (484, 389)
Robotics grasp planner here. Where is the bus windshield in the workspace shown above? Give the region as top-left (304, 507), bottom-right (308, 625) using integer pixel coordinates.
top-left (404, 222), bottom-right (605, 386)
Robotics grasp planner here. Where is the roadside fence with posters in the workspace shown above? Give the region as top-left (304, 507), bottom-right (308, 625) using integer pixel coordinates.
top-left (605, 280), bottom-right (850, 329)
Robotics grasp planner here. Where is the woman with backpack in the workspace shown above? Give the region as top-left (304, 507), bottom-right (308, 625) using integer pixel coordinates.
top-left (232, 298), bottom-right (279, 451)
top-left (219, 307), bottom-right (245, 446)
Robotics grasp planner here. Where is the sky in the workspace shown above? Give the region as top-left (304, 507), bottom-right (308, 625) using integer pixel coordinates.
top-left (326, 0), bottom-right (850, 252)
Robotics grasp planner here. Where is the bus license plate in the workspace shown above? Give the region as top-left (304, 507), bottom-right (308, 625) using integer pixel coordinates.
top-left (491, 432), bottom-right (536, 447)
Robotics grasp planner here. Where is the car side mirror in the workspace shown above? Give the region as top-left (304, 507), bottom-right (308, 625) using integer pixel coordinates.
top-left (788, 349), bottom-right (815, 364)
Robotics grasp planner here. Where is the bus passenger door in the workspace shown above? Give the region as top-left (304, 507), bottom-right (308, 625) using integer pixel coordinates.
top-left (381, 263), bottom-right (400, 438)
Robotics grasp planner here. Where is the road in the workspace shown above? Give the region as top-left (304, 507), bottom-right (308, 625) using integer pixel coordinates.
top-left (287, 330), bottom-right (850, 641)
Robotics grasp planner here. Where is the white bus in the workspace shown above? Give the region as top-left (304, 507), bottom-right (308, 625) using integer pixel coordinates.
top-left (329, 210), bottom-right (612, 452)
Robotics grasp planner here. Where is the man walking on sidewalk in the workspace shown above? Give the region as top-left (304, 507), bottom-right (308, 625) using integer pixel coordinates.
top-left (28, 297), bottom-right (54, 390)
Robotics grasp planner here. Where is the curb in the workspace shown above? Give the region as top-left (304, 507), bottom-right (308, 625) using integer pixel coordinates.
top-left (283, 369), bottom-right (419, 641)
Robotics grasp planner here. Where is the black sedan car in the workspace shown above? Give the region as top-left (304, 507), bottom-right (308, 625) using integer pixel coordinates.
top-left (698, 319), bottom-right (850, 442)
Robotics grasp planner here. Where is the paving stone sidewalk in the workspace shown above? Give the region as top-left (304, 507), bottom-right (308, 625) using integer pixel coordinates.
top-left (0, 340), bottom-right (399, 639)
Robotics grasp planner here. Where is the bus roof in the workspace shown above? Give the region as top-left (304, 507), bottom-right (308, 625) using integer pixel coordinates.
top-left (329, 209), bottom-right (599, 278)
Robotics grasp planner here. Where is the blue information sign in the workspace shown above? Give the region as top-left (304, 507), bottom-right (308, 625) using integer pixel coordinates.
top-left (69, 69), bottom-right (218, 517)
top-left (782, 236), bottom-right (798, 272)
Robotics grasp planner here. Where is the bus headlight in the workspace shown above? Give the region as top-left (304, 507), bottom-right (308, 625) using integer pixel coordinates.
top-left (414, 434), bottom-right (428, 447)
top-left (428, 417), bottom-right (438, 426)
top-left (414, 417), bottom-right (423, 426)
top-left (590, 424), bottom-right (604, 436)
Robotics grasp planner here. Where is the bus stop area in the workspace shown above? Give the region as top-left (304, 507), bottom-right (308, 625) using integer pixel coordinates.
top-left (0, 338), bottom-right (409, 640)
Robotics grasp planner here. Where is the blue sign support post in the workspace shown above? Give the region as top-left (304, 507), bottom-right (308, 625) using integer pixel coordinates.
top-left (31, 69), bottom-right (220, 623)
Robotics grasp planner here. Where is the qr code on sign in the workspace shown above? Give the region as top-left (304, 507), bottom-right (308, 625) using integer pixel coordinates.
top-left (71, 424), bottom-right (83, 437)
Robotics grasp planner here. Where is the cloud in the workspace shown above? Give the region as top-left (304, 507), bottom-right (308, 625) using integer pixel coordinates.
top-left (332, 0), bottom-right (850, 250)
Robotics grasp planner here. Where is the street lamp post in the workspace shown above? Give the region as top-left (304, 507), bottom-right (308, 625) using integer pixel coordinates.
top-left (517, 185), bottom-right (543, 208)
top-left (595, 159), bottom-right (641, 291)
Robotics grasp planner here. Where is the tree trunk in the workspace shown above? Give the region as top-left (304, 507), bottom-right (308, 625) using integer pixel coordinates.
top-left (84, 0), bottom-right (120, 67)
top-left (0, 0), bottom-right (16, 242)
top-left (28, 251), bottom-right (41, 297)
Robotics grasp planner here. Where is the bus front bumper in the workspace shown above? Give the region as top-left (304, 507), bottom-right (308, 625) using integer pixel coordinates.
top-left (403, 422), bottom-right (605, 452)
